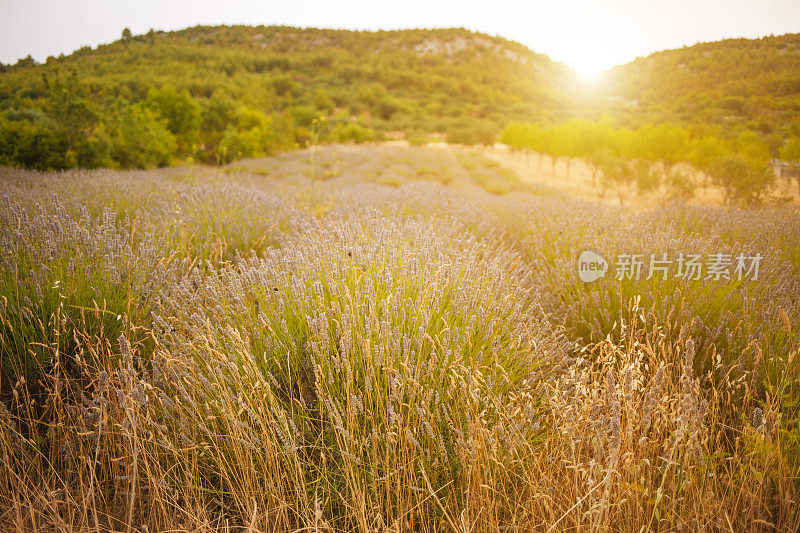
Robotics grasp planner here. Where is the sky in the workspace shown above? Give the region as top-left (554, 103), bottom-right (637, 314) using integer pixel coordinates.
top-left (1, 0), bottom-right (799, 77)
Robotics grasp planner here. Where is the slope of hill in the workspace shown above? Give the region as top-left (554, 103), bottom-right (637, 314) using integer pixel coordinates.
top-left (4, 25), bottom-right (579, 120)
top-left (0, 25), bottom-right (582, 168)
top-left (2, 25), bottom-right (799, 171)
top-left (598, 33), bottom-right (800, 134)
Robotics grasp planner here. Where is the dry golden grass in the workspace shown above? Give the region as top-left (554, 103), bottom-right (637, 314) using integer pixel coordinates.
top-left (1, 146), bottom-right (798, 531)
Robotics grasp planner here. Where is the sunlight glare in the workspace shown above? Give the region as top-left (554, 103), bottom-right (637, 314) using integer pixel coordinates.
top-left (567, 50), bottom-right (609, 82)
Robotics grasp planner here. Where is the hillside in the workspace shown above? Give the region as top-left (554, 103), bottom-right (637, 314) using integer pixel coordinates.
top-left (598, 33), bottom-right (800, 134)
top-left (2, 26), bottom-right (799, 171)
top-left (3, 25), bottom-right (580, 121)
top-left (0, 25), bottom-right (579, 168)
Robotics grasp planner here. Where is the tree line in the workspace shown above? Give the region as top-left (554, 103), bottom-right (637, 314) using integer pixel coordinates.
top-left (0, 67), bottom-right (384, 170)
top-left (501, 119), bottom-right (800, 205)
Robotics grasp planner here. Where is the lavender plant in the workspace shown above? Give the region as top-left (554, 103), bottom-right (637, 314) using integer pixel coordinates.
top-left (0, 146), bottom-right (798, 531)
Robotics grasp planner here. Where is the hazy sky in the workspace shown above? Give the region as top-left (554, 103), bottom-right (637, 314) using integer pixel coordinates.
top-left (1, 0), bottom-right (798, 76)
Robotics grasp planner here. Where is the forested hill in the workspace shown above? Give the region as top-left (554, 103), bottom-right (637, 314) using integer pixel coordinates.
top-left (599, 33), bottom-right (800, 135)
top-left (0, 26), bottom-right (579, 169)
top-left (2, 25), bottom-right (799, 171)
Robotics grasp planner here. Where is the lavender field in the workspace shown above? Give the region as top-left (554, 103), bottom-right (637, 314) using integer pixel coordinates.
top-left (1, 144), bottom-right (799, 531)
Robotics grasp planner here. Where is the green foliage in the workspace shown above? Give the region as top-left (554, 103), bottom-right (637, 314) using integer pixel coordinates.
top-left (0, 25), bottom-right (579, 169)
top-left (0, 116), bottom-right (67, 169)
top-left (145, 84), bottom-right (201, 153)
top-left (404, 128), bottom-right (431, 145)
top-left (105, 102), bottom-right (176, 168)
top-left (633, 159), bottom-right (660, 195)
top-left (500, 118), bottom-right (785, 204)
top-left (329, 122), bottom-right (374, 144)
top-left (216, 106), bottom-right (293, 163)
top-left (732, 130), bottom-right (771, 166)
top-left (1, 25), bottom-right (798, 170)
top-left (200, 92), bottom-right (236, 133)
top-left (445, 119), bottom-right (498, 146)
top-left (634, 123), bottom-right (689, 170)
top-left (46, 70), bottom-right (98, 153)
top-left (597, 152), bottom-right (636, 205)
top-left (603, 33), bottom-right (800, 134)
top-left (709, 154), bottom-right (776, 205)
top-left (781, 135), bottom-right (800, 167)
top-left (664, 170), bottom-right (697, 203)
top-left (289, 105), bottom-right (322, 128)
top-left (500, 121), bottom-right (543, 149)
top-left (74, 125), bottom-right (113, 168)
top-left (780, 135), bottom-right (800, 194)
top-left (375, 96), bottom-right (412, 120)
top-left (687, 134), bottom-right (727, 172)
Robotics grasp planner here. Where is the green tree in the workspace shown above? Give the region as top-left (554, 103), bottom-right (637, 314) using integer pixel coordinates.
top-left (289, 105), bottom-right (322, 128)
top-left (598, 153), bottom-right (636, 206)
top-left (550, 120), bottom-right (590, 180)
top-left (500, 122), bottom-right (529, 150)
top-left (46, 70), bottom-right (98, 161)
top-left (376, 96), bottom-right (412, 121)
top-left (145, 85), bottom-right (201, 154)
top-left (198, 92), bottom-right (237, 161)
top-left (15, 55), bottom-right (36, 68)
top-left (75, 124), bottom-right (113, 168)
top-left (664, 170), bottom-right (697, 204)
top-left (576, 120), bottom-right (614, 184)
top-left (636, 123), bottom-right (690, 172)
top-left (779, 135), bottom-right (800, 196)
top-left (106, 101), bottom-right (176, 168)
top-left (634, 159), bottom-right (660, 197)
top-left (688, 135), bottom-right (727, 192)
top-left (709, 154), bottom-right (775, 205)
top-left (216, 106), bottom-right (293, 163)
top-left (731, 130), bottom-right (771, 166)
top-left (540, 124), bottom-right (574, 178)
top-left (0, 116), bottom-right (67, 169)
top-left (501, 122), bottom-right (545, 169)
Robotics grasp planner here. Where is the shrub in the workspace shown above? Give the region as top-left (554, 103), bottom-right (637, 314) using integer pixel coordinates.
top-left (0, 117), bottom-right (67, 170)
top-left (216, 107), bottom-right (293, 163)
top-left (144, 84), bottom-right (201, 152)
top-left (329, 122), bottom-right (374, 143)
top-left (445, 119), bottom-right (498, 146)
top-left (106, 102), bottom-right (176, 168)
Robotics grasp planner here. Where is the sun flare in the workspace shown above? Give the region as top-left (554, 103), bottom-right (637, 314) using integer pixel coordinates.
top-left (565, 48), bottom-right (611, 81)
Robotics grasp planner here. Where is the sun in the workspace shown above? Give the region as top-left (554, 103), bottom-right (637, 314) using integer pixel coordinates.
top-left (562, 47), bottom-right (612, 82)
top-left (570, 58), bottom-right (606, 82)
